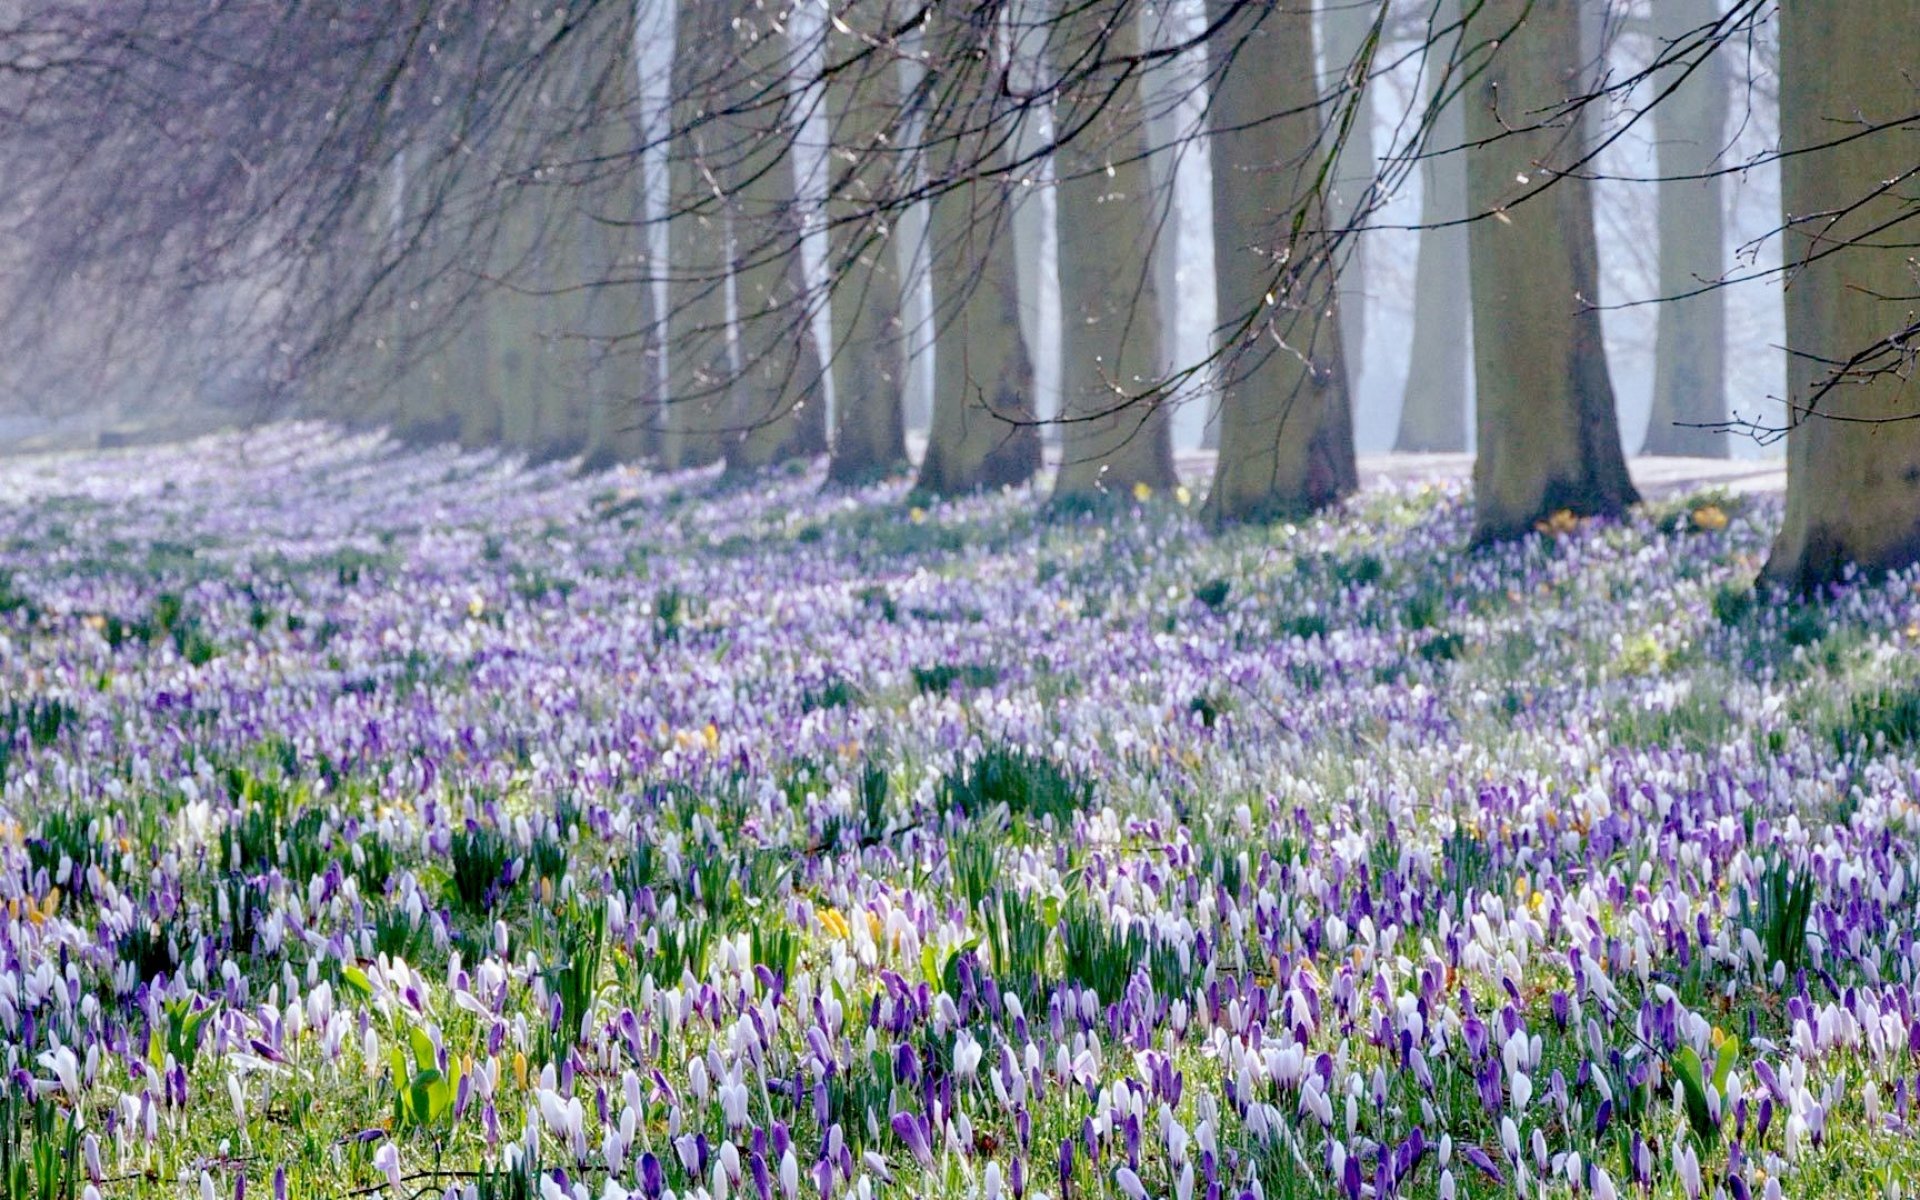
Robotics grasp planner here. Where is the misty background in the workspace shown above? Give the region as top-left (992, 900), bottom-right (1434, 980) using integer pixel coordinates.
top-left (0, 0), bottom-right (1785, 464)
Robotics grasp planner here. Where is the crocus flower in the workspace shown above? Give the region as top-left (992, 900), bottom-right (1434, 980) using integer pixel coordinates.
top-left (891, 1114), bottom-right (933, 1171)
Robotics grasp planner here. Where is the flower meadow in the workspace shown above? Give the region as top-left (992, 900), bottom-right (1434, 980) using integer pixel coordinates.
top-left (6, 425), bottom-right (1920, 1200)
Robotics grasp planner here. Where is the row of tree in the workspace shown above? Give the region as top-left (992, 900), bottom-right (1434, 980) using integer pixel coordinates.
top-left (0, 1), bottom-right (1914, 588)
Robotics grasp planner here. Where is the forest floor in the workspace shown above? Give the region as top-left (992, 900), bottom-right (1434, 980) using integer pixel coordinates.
top-left (906, 434), bottom-right (1790, 499)
top-left (1339, 453), bottom-right (1786, 498)
top-left (0, 424), bottom-right (1911, 1200)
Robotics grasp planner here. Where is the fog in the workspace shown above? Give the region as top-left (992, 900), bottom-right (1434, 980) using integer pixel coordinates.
top-left (0, 0), bottom-right (1787, 466)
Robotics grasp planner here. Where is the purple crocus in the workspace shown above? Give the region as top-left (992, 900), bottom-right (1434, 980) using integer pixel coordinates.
top-left (1460, 1145), bottom-right (1504, 1184)
top-left (891, 1113), bottom-right (934, 1171)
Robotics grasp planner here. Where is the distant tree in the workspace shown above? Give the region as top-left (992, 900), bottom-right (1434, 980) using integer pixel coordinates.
top-left (662, 0), bottom-right (736, 469)
top-left (338, 6), bottom-right (650, 466)
top-left (915, 2), bottom-right (1042, 497)
top-left (1319, 0), bottom-right (1380, 393)
top-left (720, 0), bottom-right (827, 473)
top-left (1051, 0), bottom-right (1176, 502)
top-left (823, 0), bottom-right (910, 485)
top-left (479, 199), bottom-right (560, 457)
top-left (1462, 0), bottom-right (1638, 542)
top-left (1394, 0), bottom-right (1470, 453)
top-left (1203, 0), bottom-right (1356, 523)
top-left (569, 0), bottom-right (660, 471)
top-left (1641, 0), bottom-right (1730, 457)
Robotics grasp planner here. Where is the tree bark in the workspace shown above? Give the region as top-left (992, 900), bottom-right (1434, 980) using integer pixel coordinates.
top-left (661, 0), bottom-right (735, 470)
top-left (412, 288), bottom-right (489, 450)
top-left (1203, 0), bottom-right (1356, 524)
top-left (572, 174), bottom-right (656, 471)
top-left (721, 0), bottom-right (828, 474)
top-left (1462, 0), bottom-right (1637, 543)
top-left (1318, 0), bottom-right (1376, 386)
top-left (383, 150), bottom-right (464, 449)
top-left (914, 5), bottom-right (1042, 496)
top-left (1762, 0), bottom-right (1920, 589)
top-left (578, 11), bottom-right (657, 473)
top-left (824, 1), bottom-right (909, 486)
top-left (1394, 0), bottom-right (1469, 452)
top-left (457, 277), bottom-right (504, 450)
top-left (1640, 0), bottom-right (1728, 457)
top-left (481, 190), bottom-right (558, 461)
top-left (1052, 0), bottom-right (1175, 502)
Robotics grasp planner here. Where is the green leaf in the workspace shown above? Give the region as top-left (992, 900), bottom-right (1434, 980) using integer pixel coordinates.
top-left (940, 938), bottom-right (979, 999)
top-left (342, 965), bottom-right (373, 999)
top-left (408, 1026), bottom-right (436, 1073)
top-left (1712, 1032), bottom-right (1739, 1094)
top-left (169, 1002), bottom-right (219, 1067)
top-left (1673, 1046), bottom-right (1719, 1147)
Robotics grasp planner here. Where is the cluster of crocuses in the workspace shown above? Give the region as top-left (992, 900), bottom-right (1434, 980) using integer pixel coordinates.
top-left (0, 425), bottom-right (1916, 1200)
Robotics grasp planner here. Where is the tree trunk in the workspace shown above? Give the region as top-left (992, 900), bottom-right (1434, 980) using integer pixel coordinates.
top-left (1052, 0), bottom-right (1175, 502)
top-left (914, 5), bottom-right (1042, 496)
top-left (1203, 0), bottom-right (1356, 524)
top-left (661, 0), bottom-right (734, 470)
top-left (384, 145), bottom-right (490, 451)
top-left (458, 269), bottom-right (504, 450)
top-left (824, 2), bottom-right (908, 486)
top-left (384, 151), bottom-right (460, 449)
top-left (575, 241), bottom-right (655, 471)
top-left (1640, 0), bottom-right (1728, 457)
top-left (1762, 0), bottom-right (1920, 589)
top-left (1463, 0), bottom-right (1637, 543)
top-left (1394, 0), bottom-right (1469, 453)
top-left (429, 300), bottom-right (493, 451)
top-left (482, 190), bottom-right (554, 461)
top-left (1318, 0), bottom-right (1377, 387)
top-left (579, 9), bottom-right (657, 473)
top-left (529, 193), bottom-right (598, 468)
top-left (573, 160), bottom-right (656, 470)
top-left (721, 0), bottom-right (828, 474)
top-left (894, 23), bottom-right (937, 441)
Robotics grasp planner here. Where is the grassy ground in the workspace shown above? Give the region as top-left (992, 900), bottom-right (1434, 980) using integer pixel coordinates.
top-left (0, 425), bottom-right (1917, 1200)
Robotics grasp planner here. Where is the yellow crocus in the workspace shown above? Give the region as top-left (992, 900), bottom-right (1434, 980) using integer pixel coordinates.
top-left (1692, 505), bottom-right (1729, 532)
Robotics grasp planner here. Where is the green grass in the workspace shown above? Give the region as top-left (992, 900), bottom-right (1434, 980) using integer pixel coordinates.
top-left (940, 743), bottom-right (1091, 827)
